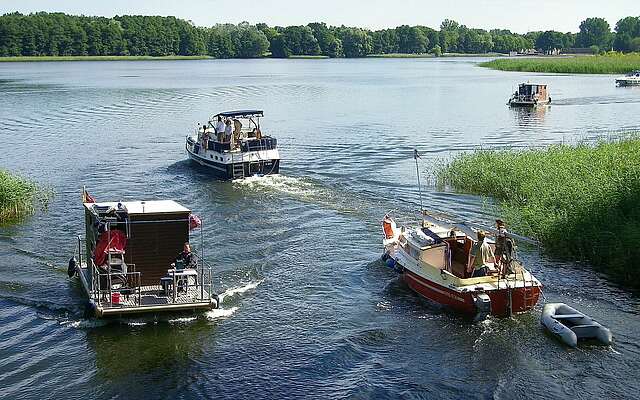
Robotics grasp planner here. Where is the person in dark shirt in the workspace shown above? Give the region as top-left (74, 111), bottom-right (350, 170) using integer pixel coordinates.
top-left (175, 242), bottom-right (194, 269)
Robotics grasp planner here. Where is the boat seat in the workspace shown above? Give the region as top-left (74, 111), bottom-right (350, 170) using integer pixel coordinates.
top-left (552, 314), bottom-right (585, 320)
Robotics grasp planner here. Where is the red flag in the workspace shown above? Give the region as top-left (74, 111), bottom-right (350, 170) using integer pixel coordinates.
top-left (189, 214), bottom-right (201, 230)
top-left (82, 189), bottom-right (96, 203)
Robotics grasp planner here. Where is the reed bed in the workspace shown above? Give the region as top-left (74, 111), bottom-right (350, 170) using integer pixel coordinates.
top-left (0, 169), bottom-right (47, 223)
top-left (436, 137), bottom-right (640, 287)
top-left (480, 53), bottom-right (640, 74)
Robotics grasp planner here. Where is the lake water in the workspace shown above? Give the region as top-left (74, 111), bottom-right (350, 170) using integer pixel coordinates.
top-left (1, 58), bottom-right (639, 399)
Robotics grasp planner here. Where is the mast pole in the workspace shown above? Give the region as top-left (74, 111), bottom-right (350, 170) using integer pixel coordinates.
top-left (413, 149), bottom-right (424, 217)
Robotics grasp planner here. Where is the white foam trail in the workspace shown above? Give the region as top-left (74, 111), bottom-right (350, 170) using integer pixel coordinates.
top-left (218, 279), bottom-right (264, 304)
top-left (205, 306), bottom-right (238, 320)
top-left (233, 175), bottom-right (316, 197)
top-left (168, 316), bottom-right (198, 324)
top-left (60, 319), bottom-right (108, 329)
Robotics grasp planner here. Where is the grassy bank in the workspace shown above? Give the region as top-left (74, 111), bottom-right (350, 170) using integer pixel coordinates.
top-left (367, 52), bottom-right (507, 58)
top-left (0, 170), bottom-right (49, 223)
top-left (435, 137), bottom-right (640, 287)
top-left (480, 53), bottom-right (640, 74)
top-left (0, 55), bottom-right (211, 62)
top-left (288, 55), bottom-right (330, 59)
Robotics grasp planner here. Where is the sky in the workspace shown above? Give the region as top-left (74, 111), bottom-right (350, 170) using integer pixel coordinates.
top-left (1, 0), bottom-right (637, 33)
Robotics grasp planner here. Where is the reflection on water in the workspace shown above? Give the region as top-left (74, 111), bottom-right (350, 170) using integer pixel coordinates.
top-left (1, 59), bottom-right (640, 399)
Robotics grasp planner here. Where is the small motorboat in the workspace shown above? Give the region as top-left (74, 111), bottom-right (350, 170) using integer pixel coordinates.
top-left (541, 303), bottom-right (612, 347)
top-left (615, 70), bottom-right (640, 86)
top-left (508, 83), bottom-right (551, 107)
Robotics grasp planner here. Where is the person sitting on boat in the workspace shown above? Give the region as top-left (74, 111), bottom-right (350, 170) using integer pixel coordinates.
top-left (215, 116), bottom-right (225, 141)
top-left (224, 119), bottom-right (233, 143)
top-left (494, 219), bottom-right (508, 271)
top-left (174, 242), bottom-right (195, 270)
top-left (468, 230), bottom-right (494, 278)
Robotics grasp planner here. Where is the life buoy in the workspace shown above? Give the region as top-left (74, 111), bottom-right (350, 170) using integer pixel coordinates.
top-left (68, 257), bottom-right (77, 278)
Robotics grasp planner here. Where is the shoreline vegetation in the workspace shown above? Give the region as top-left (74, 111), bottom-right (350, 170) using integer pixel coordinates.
top-left (480, 52), bottom-right (640, 74)
top-left (0, 169), bottom-right (50, 223)
top-left (435, 136), bottom-right (640, 288)
top-left (1, 12), bottom-right (640, 61)
top-left (0, 55), bottom-right (211, 62)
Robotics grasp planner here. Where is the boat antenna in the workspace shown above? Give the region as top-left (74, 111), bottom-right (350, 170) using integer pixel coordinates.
top-left (413, 149), bottom-right (424, 216)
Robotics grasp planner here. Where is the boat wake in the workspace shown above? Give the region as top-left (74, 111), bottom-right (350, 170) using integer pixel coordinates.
top-left (218, 279), bottom-right (264, 304)
top-left (205, 279), bottom-right (263, 321)
top-left (233, 174), bottom-right (318, 197)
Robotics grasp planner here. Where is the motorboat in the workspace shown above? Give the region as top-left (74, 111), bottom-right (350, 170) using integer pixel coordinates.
top-left (508, 83), bottom-right (551, 107)
top-left (69, 189), bottom-right (219, 318)
top-left (615, 70), bottom-right (640, 86)
top-left (541, 303), bottom-right (612, 347)
top-left (381, 213), bottom-right (542, 319)
top-left (185, 110), bottom-right (280, 180)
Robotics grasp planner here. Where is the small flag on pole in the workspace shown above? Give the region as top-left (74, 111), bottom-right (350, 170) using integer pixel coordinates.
top-left (413, 149), bottom-right (421, 159)
top-left (82, 187), bottom-right (96, 203)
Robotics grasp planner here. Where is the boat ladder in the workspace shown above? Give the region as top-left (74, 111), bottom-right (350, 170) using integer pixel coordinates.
top-left (521, 268), bottom-right (537, 310)
top-left (231, 153), bottom-right (245, 180)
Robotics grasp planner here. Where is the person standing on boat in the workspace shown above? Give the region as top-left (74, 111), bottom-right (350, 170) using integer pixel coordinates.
top-left (215, 116), bottom-right (225, 141)
top-left (224, 119), bottom-right (233, 143)
top-left (494, 219), bottom-right (508, 271)
top-left (233, 118), bottom-right (243, 143)
top-left (469, 230), bottom-right (494, 277)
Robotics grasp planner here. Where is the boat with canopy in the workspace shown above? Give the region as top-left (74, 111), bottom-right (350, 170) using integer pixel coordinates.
top-left (185, 110), bottom-right (280, 180)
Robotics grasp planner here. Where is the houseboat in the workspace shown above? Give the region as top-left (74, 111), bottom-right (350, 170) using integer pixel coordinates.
top-left (186, 110), bottom-right (280, 180)
top-left (508, 83), bottom-right (551, 107)
top-left (381, 214), bottom-right (541, 319)
top-left (69, 191), bottom-right (218, 318)
top-left (615, 70), bottom-right (640, 86)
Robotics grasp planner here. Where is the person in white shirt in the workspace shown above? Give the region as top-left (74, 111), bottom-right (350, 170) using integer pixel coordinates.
top-left (214, 116), bottom-right (225, 141)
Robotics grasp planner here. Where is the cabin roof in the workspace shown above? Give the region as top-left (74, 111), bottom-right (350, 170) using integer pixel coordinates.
top-left (519, 83), bottom-right (547, 87)
top-left (214, 110), bottom-right (264, 118)
top-left (84, 200), bottom-right (190, 215)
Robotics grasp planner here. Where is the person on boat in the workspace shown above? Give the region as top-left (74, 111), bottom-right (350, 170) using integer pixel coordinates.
top-left (174, 242), bottom-right (195, 269)
top-left (215, 116), bottom-right (225, 141)
top-left (468, 230), bottom-right (494, 278)
top-left (494, 219), bottom-right (508, 271)
top-left (224, 119), bottom-right (233, 143)
top-left (233, 118), bottom-right (243, 144)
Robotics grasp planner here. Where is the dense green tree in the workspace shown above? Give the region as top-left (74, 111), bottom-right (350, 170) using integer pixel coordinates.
top-left (536, 30), bottom-right (566, 53)
top-left (371, 29), bottom-right (398, 54)
top-left (337, 27), bottom-right (372, 57)
top-left (577, 17), bottom-right (612, 49)
top-left (396, 25), bottom-right (428, 53)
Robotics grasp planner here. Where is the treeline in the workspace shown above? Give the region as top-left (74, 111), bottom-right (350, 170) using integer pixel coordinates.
top-left (1, 12), bottom-right (640, 58)
top-left (530, 17), bottom-right (640, 54)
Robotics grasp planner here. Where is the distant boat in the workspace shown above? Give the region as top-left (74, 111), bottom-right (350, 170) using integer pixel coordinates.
top-left (615, 70), bottom-right (640, 86)
top-left (381, 213), bottom-right (542, 319)
top-left (508, 83), bottom-right (551, 107)
top-left (541, 303), bottom-right (612, 347)
top-left (186, 110), bottom-right (280, 180)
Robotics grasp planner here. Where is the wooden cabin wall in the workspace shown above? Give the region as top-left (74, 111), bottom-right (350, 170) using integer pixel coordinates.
top-left (126, 212), bottom-right (190, 285)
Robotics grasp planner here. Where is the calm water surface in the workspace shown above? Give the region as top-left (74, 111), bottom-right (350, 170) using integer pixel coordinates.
top-left (1, 59), bottom-right (639, 399)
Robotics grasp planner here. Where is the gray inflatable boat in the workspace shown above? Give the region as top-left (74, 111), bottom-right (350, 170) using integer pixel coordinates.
top-left (541, 303), bottom-right (612, 347)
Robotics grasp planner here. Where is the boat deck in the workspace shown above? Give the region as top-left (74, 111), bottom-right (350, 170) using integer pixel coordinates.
top-left (78, 266), bottom-right (215, 317)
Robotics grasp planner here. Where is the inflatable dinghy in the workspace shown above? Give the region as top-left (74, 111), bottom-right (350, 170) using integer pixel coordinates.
top-left (541, 303), bottom-right (612, 347)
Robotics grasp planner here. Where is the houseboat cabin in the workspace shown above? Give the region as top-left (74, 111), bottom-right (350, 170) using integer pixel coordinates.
top-left (508, 83), bottom-right (551, 107)
top-left (186, 110), bottom-right (280, 180)
top-left (71, 198), bottom-right (218, 318)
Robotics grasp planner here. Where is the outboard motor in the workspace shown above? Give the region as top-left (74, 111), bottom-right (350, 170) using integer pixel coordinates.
top-left (473, 292), bottom-right (491, 321)
top-left (68, 257), bottom-right (77, 278)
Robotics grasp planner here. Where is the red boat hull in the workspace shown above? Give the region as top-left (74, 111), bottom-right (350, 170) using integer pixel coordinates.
top-left (404, 269), bottom-right (540, 317)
